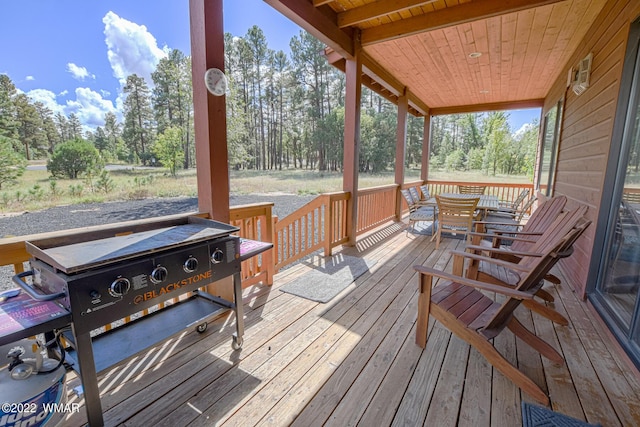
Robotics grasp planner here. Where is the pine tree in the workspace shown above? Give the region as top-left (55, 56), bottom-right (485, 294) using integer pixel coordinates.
top-left (14, 93), bottom-right (46, 160)
top-left (0, 75), bottom-right (19, 148)
top-left (122, 74), bottom-right (155, 164)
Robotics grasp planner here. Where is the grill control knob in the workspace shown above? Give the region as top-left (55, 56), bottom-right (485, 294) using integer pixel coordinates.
top-left (183, 256), bottom-right (199, 273)
top-left (150, 266), bottom-right (168, 284)
top-left (109, 278), bottom-right (130, 297)
top-left (211, 249), bottom-right (224, 264)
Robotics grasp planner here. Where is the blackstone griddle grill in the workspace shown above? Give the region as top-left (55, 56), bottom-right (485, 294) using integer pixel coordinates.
top-left (9, 215), bottom-right (270, 427)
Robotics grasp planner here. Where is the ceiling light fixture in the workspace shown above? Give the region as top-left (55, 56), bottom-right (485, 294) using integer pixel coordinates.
top-left (469, 52), bottom-right (482, 58)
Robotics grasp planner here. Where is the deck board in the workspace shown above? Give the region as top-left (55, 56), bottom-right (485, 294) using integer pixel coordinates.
top-left (61, 223), bottom-right (640, 427)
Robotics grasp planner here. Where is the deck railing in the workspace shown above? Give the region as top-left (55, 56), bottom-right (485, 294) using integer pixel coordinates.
top-left (0, 179), bottom-right (531, 337)
top-left (229, 202), bottom-right (275, 287)
top-left (0, 179), bottom-right (533, 287)
top-left (356, 184), bottom-right (398, 235)
top-left (273, 191), bottom-right (350, 271)
top-left (426, 180), bottom-right (534, 202)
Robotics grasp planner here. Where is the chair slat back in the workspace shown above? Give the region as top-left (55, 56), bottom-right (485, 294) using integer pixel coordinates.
top-left (419, 185), bottom-right (430, 200)
top-left (401, 189), bottom-right (416, 212)
top-left (515, 195), bottom-right (537, 223)
top-left (436, 195), bottom-right (480, 232)
top-left (510, 195), bottom-right (567, 252)
top-left (520, 205), bottom-right (588, 270)
top-left (458, 185), bottom-right (487, 195)
top-left (409, 187), bottom-right (422, 203)
top-left (512, 189), bottom-right (530, 208)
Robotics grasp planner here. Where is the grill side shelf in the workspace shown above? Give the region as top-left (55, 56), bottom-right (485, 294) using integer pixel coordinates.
top-left (63, 293), bottom-right (228, 374)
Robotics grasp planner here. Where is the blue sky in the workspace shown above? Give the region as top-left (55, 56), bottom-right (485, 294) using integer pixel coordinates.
top-left (1, 0), bottom-right (538, 133)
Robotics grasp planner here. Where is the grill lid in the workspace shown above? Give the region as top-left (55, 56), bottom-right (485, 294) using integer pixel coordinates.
top-left (25, 217), bottom-right (239, 274)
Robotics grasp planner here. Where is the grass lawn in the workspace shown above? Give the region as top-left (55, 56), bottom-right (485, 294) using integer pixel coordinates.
top-left (0, 164), bottom-right (532, 214)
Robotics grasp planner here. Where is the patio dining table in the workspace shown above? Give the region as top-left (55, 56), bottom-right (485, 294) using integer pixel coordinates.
top-left (425, 193), bottom-right (500, 218)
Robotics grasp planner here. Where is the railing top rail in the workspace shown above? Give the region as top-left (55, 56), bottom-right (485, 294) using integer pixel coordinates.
top-left (230, 202), bottom-right (274, 219)
top-left (401, 181), bottom-right (424, 189)
top-left (357, 183), bottom-right (398, 195)
top-left (427, 179), bottom-right (533, 189)
top-left (327, 191), bottom-right (350, 201)
top-left (229, 202), bottom-right (274, 209)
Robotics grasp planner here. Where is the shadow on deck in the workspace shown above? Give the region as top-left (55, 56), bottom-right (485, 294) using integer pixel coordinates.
top-left (64, 220), bottom-right (640, 426)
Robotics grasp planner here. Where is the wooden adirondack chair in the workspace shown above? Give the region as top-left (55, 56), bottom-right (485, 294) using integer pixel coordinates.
top-left (483, 195), bottom-right (537, 231)
top-left (497, 188), bottom-right (530, 214)
top-left (472, 195), bottom-right (567, 255)
top-left (414, 219), bottom-right (588, 405)
top-left (456, 207), bottom-right (591, 325)
top-left (471, 195), bottom-right (568, 291)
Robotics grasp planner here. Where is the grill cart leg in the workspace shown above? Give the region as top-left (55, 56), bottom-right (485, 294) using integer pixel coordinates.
top-left (73, 328), bottom-right (104, 427)
top-left (232, 272), bottom-right (244, 350)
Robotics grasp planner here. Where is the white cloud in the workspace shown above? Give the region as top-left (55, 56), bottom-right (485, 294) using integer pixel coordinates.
top-left (26, 89), bottom-right (65, 115)
top-left (26, 87), bottom-right (117, 131)
top-left (67, 63), bottom-right (95, 81)
top-left (102, 11), bottom-right (166, 87)
top-left (65, 87), bottom-right (117, 129)
top-left (514, 123), bottom-right (535, 138)
top-left (25, 76), bottom-right (35, 81)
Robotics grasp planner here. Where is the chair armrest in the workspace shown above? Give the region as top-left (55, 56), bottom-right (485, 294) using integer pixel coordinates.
top-left (468, 231), bottom-right (537, 244)
top-left (490, 209), bottom-right (518, 217)
top-left (490, 230), bottom-right (543, 236)
top-left (413, 265), bottom-right (533, 299)
top-left (474, 220), bottom-right (520, 230)
top-left (449, 249), bottom-right (534, 272)
top-left (463, 244), bottom-right (544, 259)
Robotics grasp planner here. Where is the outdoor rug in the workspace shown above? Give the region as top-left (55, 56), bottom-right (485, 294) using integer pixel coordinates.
top-left (280, 254), bottom-right (376, 303)
top-left (522, 402), bottom-right (602, 427)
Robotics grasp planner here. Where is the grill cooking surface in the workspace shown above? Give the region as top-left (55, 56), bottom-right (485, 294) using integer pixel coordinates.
top-left (28, 222), bottom-right (236, 274)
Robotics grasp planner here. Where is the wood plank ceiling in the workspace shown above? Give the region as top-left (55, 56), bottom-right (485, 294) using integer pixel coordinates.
top-left (265, 0), bottom-right (608, 116)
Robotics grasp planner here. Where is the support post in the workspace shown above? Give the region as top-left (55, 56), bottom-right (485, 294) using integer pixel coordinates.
top-left (420, 114), bottom-right (431, 182)
top-left (190, 0), bottom-right (229, 222)
top-left (395, 90), bottom-right (408, 220)
top-left (190, 0), bottom-right (232, 298)
top-left (343, 31), bottom-right (362, 246)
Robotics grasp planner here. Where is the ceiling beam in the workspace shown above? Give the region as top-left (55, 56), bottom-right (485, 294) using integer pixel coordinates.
top-left (360, 0), bottom-right (565, 46)
top-left (429, 99), bottom-right (544, 116)
top-left (264, 0), bottom-right (354, 59)
top-left (325, 48), bottom-right (428, 116)
top-left (407, 91), bottom-right (429, 117)
top-left (313, 0), bottom-right (334, 5)
top-left (361, 52), bottom-right (403, 97)
top-left (361, 53), bottom-right (429, 115)
top-left (338, 0), bottom-right (437, 28)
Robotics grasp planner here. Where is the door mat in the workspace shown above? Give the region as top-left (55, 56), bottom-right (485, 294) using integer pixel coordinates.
top-left (280, 254), bottom-right (376, 303)
top-left (522, 402), bottom-right (602, 427)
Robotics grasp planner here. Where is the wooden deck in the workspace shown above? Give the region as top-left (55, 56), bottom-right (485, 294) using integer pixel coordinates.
top-left (64, 221), bottom-right (640, 426)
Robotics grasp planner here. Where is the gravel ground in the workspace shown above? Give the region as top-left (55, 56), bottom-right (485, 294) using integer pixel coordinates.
top-left (0, 193), bottom-right (315, 291)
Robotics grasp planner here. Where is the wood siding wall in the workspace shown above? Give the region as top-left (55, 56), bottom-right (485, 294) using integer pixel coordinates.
top-left (546, 0), bottom-right (640, 296)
